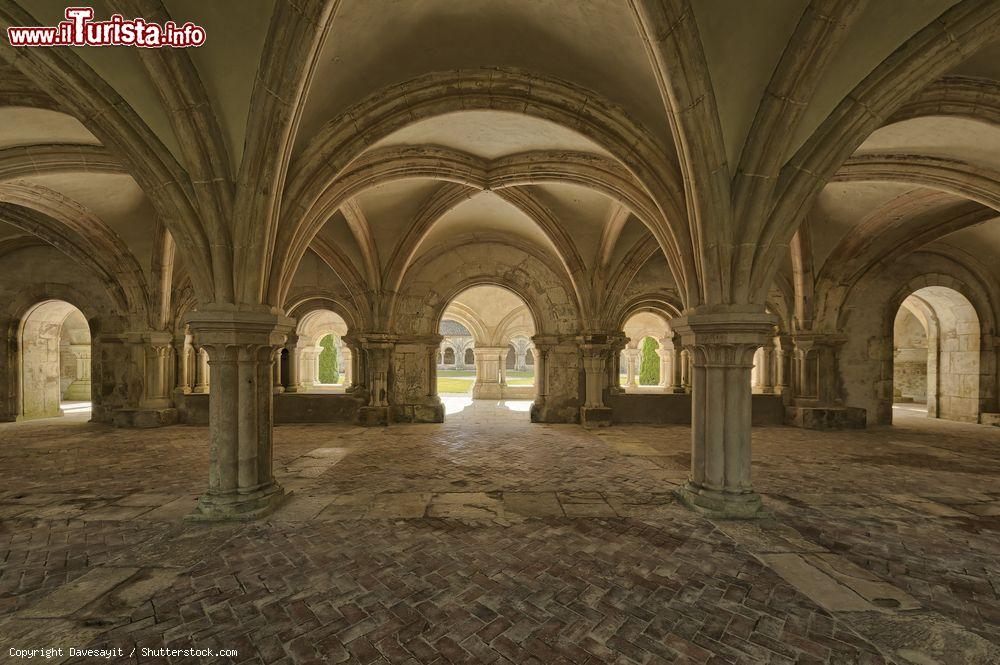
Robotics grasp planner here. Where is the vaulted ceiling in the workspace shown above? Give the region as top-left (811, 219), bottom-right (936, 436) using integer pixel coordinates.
top-left (0, 0), bottom-right (997, 331)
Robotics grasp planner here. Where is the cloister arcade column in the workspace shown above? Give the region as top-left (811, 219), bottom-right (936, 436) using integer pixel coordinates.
top-left (669, 333), bottom-right (685, 393)
top-left (671, 307), bottom-right (776, 519)
top-left (343, 335), bottom-right (365, 398)
top-left (173, 332), bottom-right (194, 395)
top-left (753, 339), bottom-right (776, 394)
top-left (192, 347), bottom-right (210, 394)
top-left (340, 345), bottom-right (353, 388)
top-left (776, 334), bottom-right (793, 396)
top-left (656, 343), bottom-right (671, 389)
top-left (607, 335), bottom-right (627, 396)
top-left (472, 346), bottom-right (508, 399)
top-left (186, 309), bottom-right (293, 521)
top-left (579, 335), bottom-right (613, 426)
top-left (622, 348), bottom-right (640, 390)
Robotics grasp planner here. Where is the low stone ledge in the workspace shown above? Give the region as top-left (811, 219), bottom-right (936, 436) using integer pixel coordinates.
top-left (111, 408), bottom-right (178, 429)
top-left (786, 405), bottom-right (867, 430)
top-left (608, 393), bottom-right (784, 425)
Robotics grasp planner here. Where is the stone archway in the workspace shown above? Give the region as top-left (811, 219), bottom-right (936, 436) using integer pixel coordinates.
top-left (892, 286), bottom-right (983, 423)
top-left (18, 300), bottom-right (91, 420)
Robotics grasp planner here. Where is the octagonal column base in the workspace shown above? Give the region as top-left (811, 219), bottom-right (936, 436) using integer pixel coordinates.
top-left (676, 481), bottom-right (768, 519)
top-left (187, 482), bottom-right (289, 522)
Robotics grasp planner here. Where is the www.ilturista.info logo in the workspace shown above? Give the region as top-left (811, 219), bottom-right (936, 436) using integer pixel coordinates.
top-left (7, 7), bottom-right (206, 47)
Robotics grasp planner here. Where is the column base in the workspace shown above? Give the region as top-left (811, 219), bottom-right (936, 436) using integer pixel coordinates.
top-left (676, 482), bottom-right (768, 519)
top-left (186, 482), bottom-right (289, 521)
top-left (111, 407), bottom-right (178, 428)
top-left (390, 401), bottom-right (444, 423)
top-left (786, 405), bottom-right (866, 430)
top-left (273, 386), bottom-right (285, 394)
top-left (472, 383), bottom-right (504, 399)
top-left (16, 410), bottom-right (64, 422)
top-left (191, 386), bottom-right (209, 394)
top-left (357, 405), bottom-right (389, 426)
top-left (580, 406), bottom-right (613, 427)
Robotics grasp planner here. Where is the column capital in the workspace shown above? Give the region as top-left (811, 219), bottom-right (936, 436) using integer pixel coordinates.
top-left (186, 309), bottom-right (294, 349)
top-left (672, 307), bottom-right (777, 365)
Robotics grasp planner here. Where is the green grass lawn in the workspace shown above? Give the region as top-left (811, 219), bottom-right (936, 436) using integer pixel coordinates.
top-left (437, 377), bottom-right (474, 394)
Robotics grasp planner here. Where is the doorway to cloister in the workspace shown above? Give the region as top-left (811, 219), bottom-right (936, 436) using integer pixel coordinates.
top-left (18, 299), bottom-right (92, 420)
top-left (892, 286), bottom-right (983, 423)
top-left (436, 285), bottom-right (535, 419)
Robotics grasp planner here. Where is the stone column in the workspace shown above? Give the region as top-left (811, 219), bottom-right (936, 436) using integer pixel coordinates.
top-left (63, 343), bottom-right (92, 400)
top-left (513, 348), bottom-right (524, 371)
top-left (272, 351), bottom-right (284, 394)
top-left (185, 309), bottom-right (293, 521)
top-left (356, 338), bottom-right (392, 425)
top-left (283, 336), bottom-right (310, 393)
top-left (776, 334), bottom-right (793, 396)
top-left (681, 349), bottom-right (691, 391)
top-left (530, 335), bottom-right (555, 421)
top-left (623, 348), bottom-right (639, 389)
top-left (669, 334), bottom-right (685, 393)
top-left (192, 347), bottom-right (210, 393)
top-left (472, 346), bottom-right (506, 399)
top-left (656, 344), bottom-right (670, 389)
top-left (757, 342), bottom-right (775, 394)
top-left (499, 347), bottom-right (509, 387)
top-left (174, 334), bottom-right (192, 394)
top-left (340, 346), bottom-right (353, 388)
top-left (671, 307), bottom-right (776, 518)
top-left (343, 335), bottom-right (365, 398)
top-left (579, 337), bottom-right (613, 426)
top-left (606, 335), bottom-right (627, 396)
top-left (141, 333), bottom-right (174, 409)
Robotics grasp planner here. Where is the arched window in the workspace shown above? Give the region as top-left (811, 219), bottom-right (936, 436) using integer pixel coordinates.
top-left (464, 348), bottom-right (474, 365)
top-left (443, 348), bottom-right (455, 364)
top-left (506, 344), bottom-right (516, 369)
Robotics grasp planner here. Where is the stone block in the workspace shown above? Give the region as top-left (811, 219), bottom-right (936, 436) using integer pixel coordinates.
top-left (111, 408), bottom-right (178, 428)
top-left (785, 405), bottom-right (867, 430)
top-left (580, 406), bottom-right (612, 427)
top-left (357, 405), bottom-right (389, 426)
top-left (980, 412), bottom-right (1000, 426)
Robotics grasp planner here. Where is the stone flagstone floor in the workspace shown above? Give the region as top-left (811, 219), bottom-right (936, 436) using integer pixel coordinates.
top-left (0, 401), bottom-right (998, 663)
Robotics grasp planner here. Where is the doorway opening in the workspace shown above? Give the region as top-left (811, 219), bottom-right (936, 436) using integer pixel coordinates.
top-left (19, 300), bottom-right (91, 420)
top-left (892, 286), bottom-right (982, 423)
top-left (436, 285), bottom-right (535, 418)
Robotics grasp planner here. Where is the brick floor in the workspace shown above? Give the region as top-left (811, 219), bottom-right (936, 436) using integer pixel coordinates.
top-left (0, 403), bottom-right (998, 663)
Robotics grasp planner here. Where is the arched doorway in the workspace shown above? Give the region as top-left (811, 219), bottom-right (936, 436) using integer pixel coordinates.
top-left (437, 285), bottom-right (536, 418)
top-left (621, 312), bottom-right (672, 392)
top-left (289, 309), bottom-right (350, 392)
top-left (892, 286), bottom-right (983, 423)
top-left (19, 300), bottom-right (91, 420)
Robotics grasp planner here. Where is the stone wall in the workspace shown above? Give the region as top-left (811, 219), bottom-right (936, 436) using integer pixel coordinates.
top-left (0, 244), bottom-right (127, 422)
top-left (831, 253), bottom-right (997, 425)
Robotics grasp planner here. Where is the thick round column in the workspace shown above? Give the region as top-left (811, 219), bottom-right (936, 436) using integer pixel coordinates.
top-left (671, 307), bottom-right (776, 519)
top-left (186, 309), bottom-right (293, 521)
